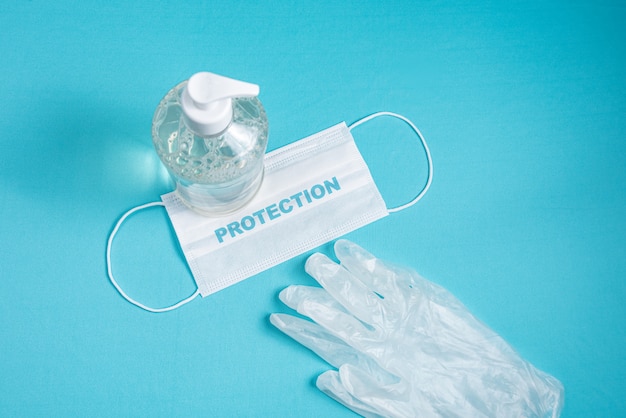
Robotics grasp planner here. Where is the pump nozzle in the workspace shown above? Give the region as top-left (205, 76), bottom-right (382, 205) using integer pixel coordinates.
top-left (181, 72), bottom-right (260, 136)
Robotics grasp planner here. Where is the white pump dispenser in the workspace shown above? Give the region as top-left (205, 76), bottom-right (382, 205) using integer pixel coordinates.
top-left (181, 72), bottom-right (260, 136)
top-left (152, 71), bottom-right (269, 216)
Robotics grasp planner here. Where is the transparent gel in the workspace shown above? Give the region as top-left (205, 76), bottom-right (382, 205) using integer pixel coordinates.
top-left (152, 79), bottom-right (268, 216)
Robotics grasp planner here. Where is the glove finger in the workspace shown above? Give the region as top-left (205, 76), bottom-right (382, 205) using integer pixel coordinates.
top-left (304, 297), bottom-right (376, 349)
top-left (271, 311), bottom-right (408, 413)
top-left (334, 239), bottom-right (416, 299)
top-left (317, 365), bottom-right (414, 418)
top-left (338, 363), bottom-right (408, 401)
top-left (278, 284), bottom-right (347, 314)
top-left (305, 252), bottom-right (385, 327)
top-left (279, 284), bottom-right (380, 352)
top-left (278, 285), bottom-right (376, 350)
top-left (316, 370), bottom-right (386, 418)
top-left (270, 313), bottom-right (371, 371)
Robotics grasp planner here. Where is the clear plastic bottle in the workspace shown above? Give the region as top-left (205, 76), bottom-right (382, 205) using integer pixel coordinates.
top-left (152, 72), bottom-right (269, 216)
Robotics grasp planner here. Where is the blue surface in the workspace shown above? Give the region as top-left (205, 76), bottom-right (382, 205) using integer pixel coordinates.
top-left (1, 1), bottom-right (625, 416)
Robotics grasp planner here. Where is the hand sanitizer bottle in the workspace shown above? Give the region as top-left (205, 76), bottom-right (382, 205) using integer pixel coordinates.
top-left (152, 72), bottom-right (269, 215)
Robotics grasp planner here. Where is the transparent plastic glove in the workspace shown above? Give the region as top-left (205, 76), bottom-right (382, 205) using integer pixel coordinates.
top-left (270, 240), bottom-right (564, 418)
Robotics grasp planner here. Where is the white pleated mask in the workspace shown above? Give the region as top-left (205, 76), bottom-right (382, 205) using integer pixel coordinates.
top-left (106, 112), bottom-right (433, 312)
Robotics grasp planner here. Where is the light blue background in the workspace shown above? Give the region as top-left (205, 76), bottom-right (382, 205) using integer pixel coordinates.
top-left (1, 1), bottom-right (624, 416)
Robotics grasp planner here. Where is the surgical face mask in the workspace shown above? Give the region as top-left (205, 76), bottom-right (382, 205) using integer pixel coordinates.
top-left (106, 112), bottom-right (433, 312)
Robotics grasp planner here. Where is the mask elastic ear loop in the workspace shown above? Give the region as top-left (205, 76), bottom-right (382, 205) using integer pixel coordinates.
top-left (106, 201), bottom-right (201, 313)
top-left (348, 111), bottom-right (433, 213)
